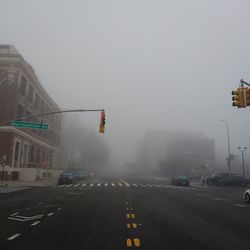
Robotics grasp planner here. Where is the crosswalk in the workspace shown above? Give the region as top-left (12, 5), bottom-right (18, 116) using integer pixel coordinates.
top-left (51, 182), bottom-right (197, 191)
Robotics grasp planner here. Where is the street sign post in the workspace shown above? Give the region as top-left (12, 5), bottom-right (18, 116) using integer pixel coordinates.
top-left (11, 121), bottom-right (48, 130)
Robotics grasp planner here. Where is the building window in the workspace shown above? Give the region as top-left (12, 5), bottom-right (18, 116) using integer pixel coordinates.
top-left (34, 93), bottom-right (40, 109)
top-left (37, 147), bottom-right (40, 163)
top-left (19, 76), bottom-right (27, 96)
top-left (27, 85), bottom-right (34, 103)
top-left (29, 145), bottom-right (34, 163)
top-left (40, 100), bottom-right (45, 113)
top-left (25, 110), bottom-right (31, 120)
top-left (17, 104), bottom-right (24, 118)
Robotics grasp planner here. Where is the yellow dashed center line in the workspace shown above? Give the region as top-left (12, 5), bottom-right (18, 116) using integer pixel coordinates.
top-left (127, 223), bottom-right (138, 229)
top-left (126, 238), bottom-right (141, 247)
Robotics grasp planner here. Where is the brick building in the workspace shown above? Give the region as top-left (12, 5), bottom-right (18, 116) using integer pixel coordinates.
top-left (0, 45), bottom-right (62, 180)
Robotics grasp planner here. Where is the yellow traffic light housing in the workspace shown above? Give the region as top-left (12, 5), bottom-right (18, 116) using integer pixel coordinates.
top-left (232, 87), bottom-right (246, 108)
top-left (246, 88), bottom-right (250, 106)
top-left (99, 111), bottom-right (106, 133)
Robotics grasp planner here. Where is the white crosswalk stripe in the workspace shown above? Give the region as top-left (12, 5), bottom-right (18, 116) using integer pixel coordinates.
top-left (139, 184), bottom-right (146, 187)
top-left (132, 183), bottom-right (138, 187)
top-left (111, 183), bottom-right (115, 187)
top-left (66, 184), bottom-right (73, 187)
top-left (104, 183), bottom-right (108, 187)
top-left (97, 183), bottom-right (101, 187)
top-left (81, 183), bottom-right (87, 187)
top-left (118, 183), bottom-right (123, 187)
top-left (146, 184), bottom-right (153, 187)
top-left (89, 183), bottom-right (94, 187)
top-left (74, 184), bottom-right (80, 187)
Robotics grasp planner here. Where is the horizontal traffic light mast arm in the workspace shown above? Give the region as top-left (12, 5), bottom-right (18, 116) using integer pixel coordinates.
top-left (0, 109), bottom-right (105, 126)
top-left (240, 79), bottom-right (250, 87)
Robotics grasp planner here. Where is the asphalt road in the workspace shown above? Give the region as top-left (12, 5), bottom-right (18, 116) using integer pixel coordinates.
top-left (0, 176), bottom-right (250, 250)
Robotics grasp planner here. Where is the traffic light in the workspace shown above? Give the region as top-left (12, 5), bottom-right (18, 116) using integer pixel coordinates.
top-left (246, 88), bottom-right (250, 106)
top-left (99, 111), bottom-right (106, 133)
top-left (232, 87), bottom-right (247, 108)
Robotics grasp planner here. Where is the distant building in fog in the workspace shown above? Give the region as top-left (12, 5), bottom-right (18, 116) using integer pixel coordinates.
top-left (135, 130), bottom-right (215, 177)
top-left (0, 45), bottom-right (62, 180)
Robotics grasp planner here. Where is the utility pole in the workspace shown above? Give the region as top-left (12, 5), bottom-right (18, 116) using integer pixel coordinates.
top-left (220, 120), bottom-right (231, 173)
top-left (238, 147), bottom-right (247, 177)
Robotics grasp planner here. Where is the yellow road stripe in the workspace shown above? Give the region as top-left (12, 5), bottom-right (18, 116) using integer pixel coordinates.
top-left (134, 238), bottom-right (140, 247)
top-left (131, 214), bottom-right (136, 219)
top-left (132, 223), bottom-right (138, 228)
top-left (126, 238), bottom-right (132, 247)
top-left (127, 223), bottom-right (131, 229)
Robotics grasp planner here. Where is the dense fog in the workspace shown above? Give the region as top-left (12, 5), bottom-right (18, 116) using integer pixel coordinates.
top-left (1, 0), bottom-right (250, 176)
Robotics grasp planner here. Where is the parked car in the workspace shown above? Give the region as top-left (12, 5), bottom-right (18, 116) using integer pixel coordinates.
top-left (243, 189), bottom-right (250, 202)
top-left (58, 171), bottom-right (77, 185)
top-left (171, 176), bottom-right (190, 186)
top-left (202, 172), bottom-right (230, 185)
top-left (217, 175), bottom-right (247, 187)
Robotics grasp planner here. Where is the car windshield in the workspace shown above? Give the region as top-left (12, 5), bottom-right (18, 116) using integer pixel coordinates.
top-left (0, 1), bottom-right (249, 250)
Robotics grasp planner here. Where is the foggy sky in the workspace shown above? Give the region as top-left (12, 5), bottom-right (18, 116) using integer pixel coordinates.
top-left (1, 0), bottom-right (250, 166)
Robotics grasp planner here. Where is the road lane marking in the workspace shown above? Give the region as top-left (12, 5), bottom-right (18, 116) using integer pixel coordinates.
top-left (153, 184), bottom-right (161, 188)
top-left (97, 183), bottom-right (101, 187)
top-left (7, 234), bottom-right (21, 240)
top-left (105, 183), bottom-right (108, 187)
top-left (89, 183), bottom-right (94, 187)
top-left (10, 212), bottom-right (18, 216)
top-left (31, 221), bottom-right (40, 226)
top-left (212, 198), bottom-right (229, 202)
top-left (126, 214), bottom-right (136, 219)
top-left (132, 183), bottom-right (138, 187)
top-left (126, 238), bottom-right (132, 247)
top-left (58, 185), bottom-right (66, 187)
top-left (134, 238), bottom-right (140, 247)
top-left (127, 223), bottom-right (138, 229)
top-left (66, 184), bottom-right (72, 187)
top-left (47, 212), bottom-right (54, 216)
top-left (146, 184), bottom-right (152, 187)
top-left (57, 207), bottom-right (62, 211)
top-left (139, 184), bottom-right (145, 187)
top-left (81, 183), bottom-right (86, 187)
top-left (119, 178), bottom-right (130, 187)
top-left (119, 183), bottom-right (123, 186)
top-left (74, 184), bottom-right (80, 187)
top-left (111, 183), bottom-right (115, 187)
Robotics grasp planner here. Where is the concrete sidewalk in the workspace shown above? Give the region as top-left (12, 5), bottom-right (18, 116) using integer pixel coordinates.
top-left (0, 179), bottom-right (57, 193)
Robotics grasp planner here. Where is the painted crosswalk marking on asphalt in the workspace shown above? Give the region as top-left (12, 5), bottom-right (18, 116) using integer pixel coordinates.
top-left (111, 183), bottom-right (115, 186)
top-left (118, 183), bottom-right (123, 186)
top-left (66, 184), bottom-right (72, 187)
top-left (132, 183), bottom-right (138, 187)
top-left (7, 234), bottom-right (21, 241)
top-left (97, 183), bottom-right (101, 187)
top-left (74, 184), bottom-right (80, 187)
top-left (89, 183), bottom-right (94, 187)
top-left (82, 183), bottom-right (86, 187)
top-left (139, 184), bottom-right (145, 187)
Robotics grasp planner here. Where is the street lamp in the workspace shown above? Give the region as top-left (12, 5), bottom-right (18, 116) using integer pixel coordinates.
top-left (238, 147), bottom-right (247, 177)
top-left (220, 120), bottom-right (231, 173)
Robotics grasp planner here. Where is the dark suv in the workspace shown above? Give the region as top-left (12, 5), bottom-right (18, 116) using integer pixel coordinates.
top-left (58, 171), bottom-right (77, 185)
top-left (202, 172), bottom-right (230, 185)
top-left (218, 175), bottom-right (247, 187)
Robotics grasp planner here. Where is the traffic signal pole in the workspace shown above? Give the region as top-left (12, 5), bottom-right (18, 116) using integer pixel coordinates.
top-left (0, 109), bottom-right (105, 127)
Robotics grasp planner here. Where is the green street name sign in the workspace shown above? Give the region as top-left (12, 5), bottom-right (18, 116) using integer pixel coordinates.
top-left (11, 121), bottom-right (48, 130)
